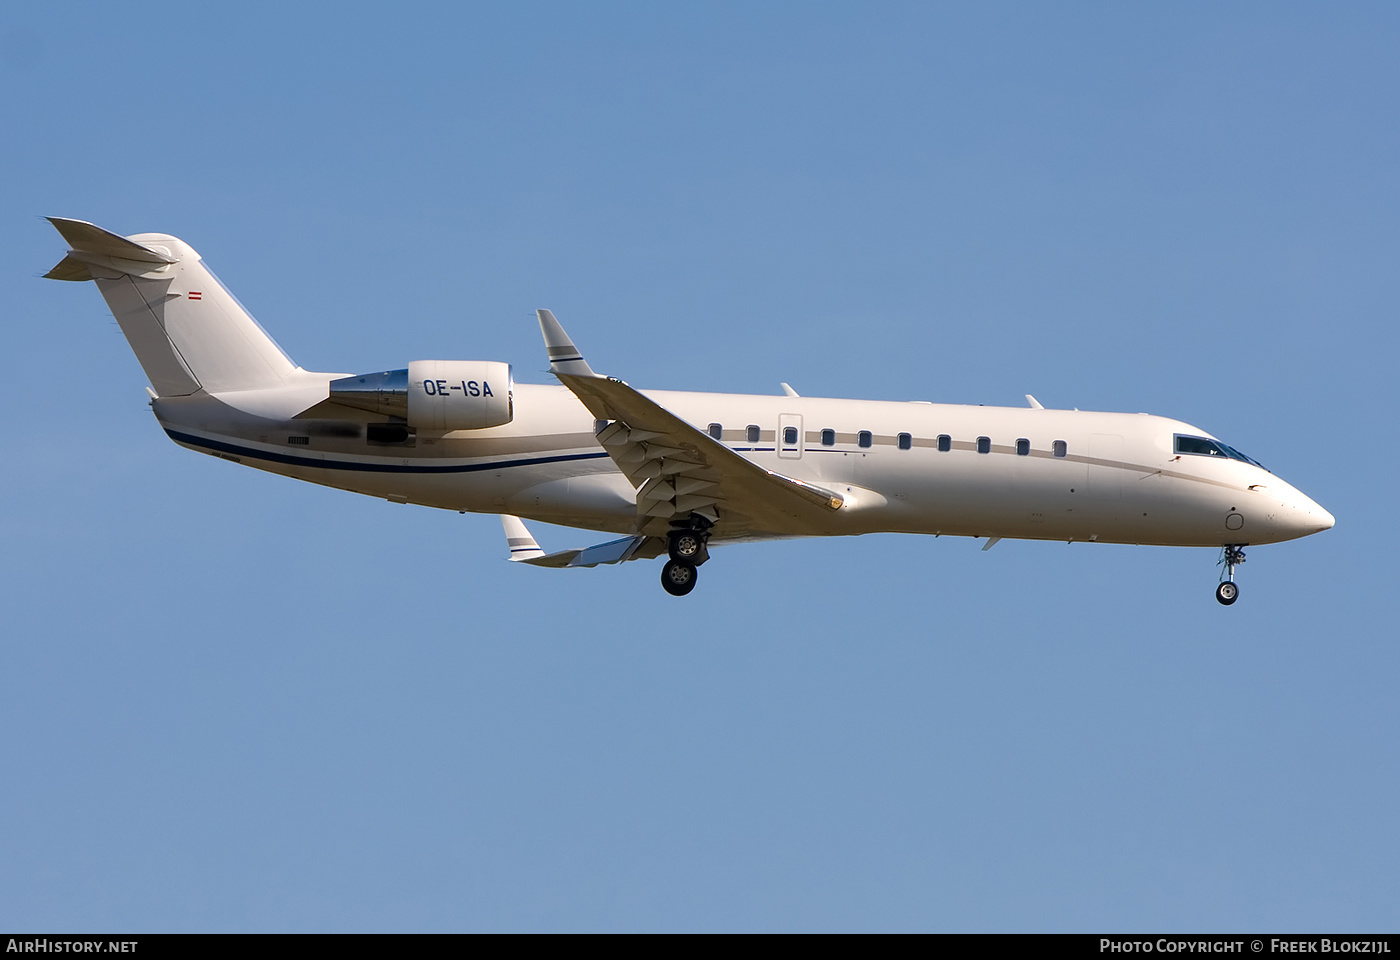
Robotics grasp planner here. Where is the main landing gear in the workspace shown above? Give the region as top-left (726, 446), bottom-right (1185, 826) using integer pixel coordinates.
top-left (660, 520), bottom-right (711, 597)
top-left (1216, 544), bottom-right (1246, 605)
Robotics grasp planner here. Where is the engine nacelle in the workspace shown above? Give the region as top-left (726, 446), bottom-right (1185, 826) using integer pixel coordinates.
top-left (327, 360), bottom-right (513, 430)
top-left (407, 360), bottom-right (513, 430)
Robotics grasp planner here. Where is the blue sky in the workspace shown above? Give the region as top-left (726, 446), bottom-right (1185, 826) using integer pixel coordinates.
top-left (2, 2), bottom-right (1396, 932)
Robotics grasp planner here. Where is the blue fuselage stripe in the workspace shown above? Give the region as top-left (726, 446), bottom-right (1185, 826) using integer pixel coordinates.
top-left (163, 428), bottom-right (611, 474)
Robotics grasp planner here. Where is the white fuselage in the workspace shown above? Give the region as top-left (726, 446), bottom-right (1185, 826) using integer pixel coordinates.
top-left (44, 218), bottom-right (1334, 582)
top-left (152, 379), bottom-right (1334, 549)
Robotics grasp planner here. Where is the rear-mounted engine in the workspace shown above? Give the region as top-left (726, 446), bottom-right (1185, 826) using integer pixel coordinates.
top-left (328, 360), bottom-right (513, 430)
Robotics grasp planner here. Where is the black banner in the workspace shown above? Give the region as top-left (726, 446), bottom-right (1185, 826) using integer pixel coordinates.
top-left (1, 934), bottom-right (1396, 946)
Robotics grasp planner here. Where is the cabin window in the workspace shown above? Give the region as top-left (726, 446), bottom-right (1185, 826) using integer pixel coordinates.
top-left (937, 434), bottom-right (951, 452)
top-left (898, 433), bottom-right (912, 450)
top-left (858, 430), bottom-right (872, 448)
top-left (977, 436), bottom-right (991, 454)
top-left (784, 426), bottom-right (799, 445)
top-left (821, 429), bottom-right (835, 446)
top-left (746, 424), bottom-right (760, 443)
top-left (708, 423), bottom-right (723, 440)
top-left (1016, 438), bottom-right (1030, 456)
top-left (1052, 440), bottom-right (1067, 458)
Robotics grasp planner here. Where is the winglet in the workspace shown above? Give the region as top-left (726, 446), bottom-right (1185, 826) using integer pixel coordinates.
top-left (500, 515), bottom-right (546, 561)
top-left (781, 382), bottom-right (800, 398)
top-left (537, 309), bottom-right (597, 377)
top-left (1025, 394), bottom-right (1044, 410)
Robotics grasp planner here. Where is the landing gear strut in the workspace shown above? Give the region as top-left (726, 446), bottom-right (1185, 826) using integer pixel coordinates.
top-left (1216, 544), bottom-right (1246, 605)
top-left (660, 518), bottom-right (711, 597)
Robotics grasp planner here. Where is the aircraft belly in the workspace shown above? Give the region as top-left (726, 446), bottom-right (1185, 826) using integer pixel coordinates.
top-left (504, 474), bottom-right (637, 532)
top-left (842, 446), bottom-right (1240, 546)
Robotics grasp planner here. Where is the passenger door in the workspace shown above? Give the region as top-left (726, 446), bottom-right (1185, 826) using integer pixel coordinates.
top-left (778, 413), bottom-right (803, 460)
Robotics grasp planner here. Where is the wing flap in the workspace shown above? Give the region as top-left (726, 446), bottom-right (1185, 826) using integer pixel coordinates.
top-left (570, 373), bottom-right (840, 504)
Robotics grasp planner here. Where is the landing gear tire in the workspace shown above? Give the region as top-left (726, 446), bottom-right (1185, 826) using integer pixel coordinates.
top-left (1216, 545), bottom-right (1246, 606)
top-left (668, 531), bottom-right (706, 564)
top-left (661, 560), bottom-right (698, 597)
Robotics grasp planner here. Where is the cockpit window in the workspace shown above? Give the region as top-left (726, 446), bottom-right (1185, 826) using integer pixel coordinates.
top-left (1176, 435), bottom-right (1228, 458)
top-left (1175, 434), bottom-right (1267, 470)
top-left (1220, 443), bottom-right (1265, 469)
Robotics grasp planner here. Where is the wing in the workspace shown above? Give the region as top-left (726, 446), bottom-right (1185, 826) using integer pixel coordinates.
top-left (537, 310), bottom-right (844, 540)
top-left (499, 514), bottom-right (663, 568)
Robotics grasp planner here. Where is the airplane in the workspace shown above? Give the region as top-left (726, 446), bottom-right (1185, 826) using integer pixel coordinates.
top-left (44, 217), bottom-right (1334, 603)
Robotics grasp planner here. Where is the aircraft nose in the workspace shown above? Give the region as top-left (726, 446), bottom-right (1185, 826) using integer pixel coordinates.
top-left (1314, 504), bottom-right (1336, 532)
top-left (1290, 490), bottom-right (1335, 536)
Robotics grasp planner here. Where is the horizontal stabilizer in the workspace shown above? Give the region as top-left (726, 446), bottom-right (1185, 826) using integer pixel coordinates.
top-left (45, 217), bottom-right (179, 282)
top-left (47, 217), bottom-right (178, 263)
top-left (44, 256), bottom-right (96, 282)
top-left (46, 217), bottom-right (298, 395)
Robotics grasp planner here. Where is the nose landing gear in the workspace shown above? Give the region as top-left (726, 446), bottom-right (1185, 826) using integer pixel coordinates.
top-left (660, 519), bottom-right (711, 597)
top-left (1216, 544), bottom-right (1246, 605)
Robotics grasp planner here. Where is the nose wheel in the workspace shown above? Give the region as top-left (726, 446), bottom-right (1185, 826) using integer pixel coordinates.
top-left (1216, 544), bottom-right (1246, 605)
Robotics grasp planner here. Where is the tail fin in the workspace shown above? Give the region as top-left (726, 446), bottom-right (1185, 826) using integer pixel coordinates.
top-left (46, 218), bottom-right (297, 397)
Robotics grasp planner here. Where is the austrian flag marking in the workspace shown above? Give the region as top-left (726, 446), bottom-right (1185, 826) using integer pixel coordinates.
top-left (188, 291), bottom-right (202, 300)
